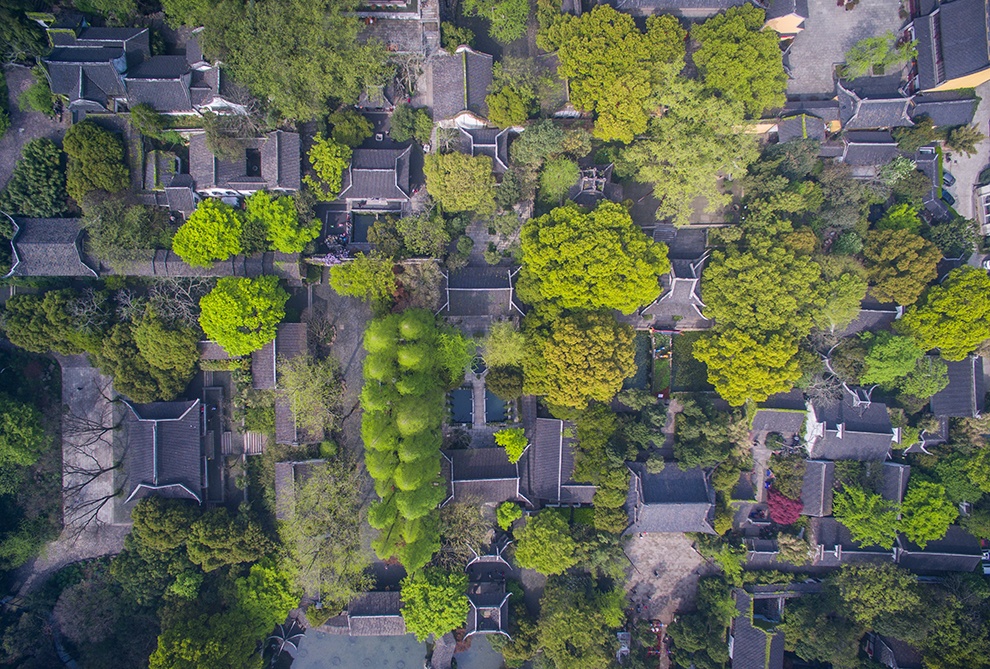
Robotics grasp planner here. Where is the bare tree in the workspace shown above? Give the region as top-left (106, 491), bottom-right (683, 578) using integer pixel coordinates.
top-left (62, 377), bottom-right (124, 536)
top-left (66, 287), bottom-right (112, 333)
top-left (392, 53), bottom-right (425, 97)
top-left (805, 372), bottom-right (844, 409)
top-left (148, 278), bottom-right (212, 329)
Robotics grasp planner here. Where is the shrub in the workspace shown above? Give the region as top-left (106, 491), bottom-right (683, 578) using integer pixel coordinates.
top-left (767, 488), bottom-right (802, 525)
top-left (497, 502), bottom-right (522, 530)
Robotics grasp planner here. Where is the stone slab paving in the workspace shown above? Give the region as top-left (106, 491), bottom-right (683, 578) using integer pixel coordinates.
top-left (785, 0), bottom-right (907, 98)
top-left (946, 79), bottom-right (990, 222)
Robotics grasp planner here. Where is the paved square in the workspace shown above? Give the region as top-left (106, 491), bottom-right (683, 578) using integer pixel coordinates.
top-left (785, 0), bottom-right (907, 98)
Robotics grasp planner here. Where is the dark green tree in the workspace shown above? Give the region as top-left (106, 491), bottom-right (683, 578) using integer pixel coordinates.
top-left (0, 138), bottom-right (67, 217)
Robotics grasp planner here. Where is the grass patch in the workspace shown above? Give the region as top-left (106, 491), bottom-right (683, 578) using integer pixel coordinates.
top-left (671, 331), bottom-right (712, 392)
top-left (653, 357), bottom-right (671, 394)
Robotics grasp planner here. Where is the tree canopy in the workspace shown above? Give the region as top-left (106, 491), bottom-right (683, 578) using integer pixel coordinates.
top-left (620, 79), bottom-right (758, 226)
top-left (518, 201), bottom-right (670, 314)
top-left (82, 196), bottom-right (171, 272)
top-left (863, 229), bottom-right (940, 305)
top-left (62, 121), bottom-right (130, 204)
top-left (899, 481), bottom-right (958, 548)
top-left (180, 0), bottom-right (390, 120)
top-left (328, 253), bottom-right (397, 306)
top-left (542, 6), bottom-right (686, 143)
top-left (841, 31), bottom-right (917, 80)
top-left (423, 152), bottom-right (497, 215)
top-left (172, 199), bottom-right (244, 267)
top-left (860, 332), bottom-right (924, 388)
top-left (0, 138), bottom-right (66, 217)
top-left (691, 5), bottom-right (787, 117)
top-left (833, 485), bottom-right (899, 549)
top-left (400, 568), bottom-right (469, 641)
top-left (462, 0), bottom-right (529, 43)
top-left (245, 191), bottom-right (321, 253)
top-left (897, 267), bottom-right (990, 361)
top-left (198, 276), bottom-right (289, 356)
top-left (513, 511), bottom-right (577, 575)
top-left (523, 311), bottom-right (636, 409)
top-left (693, 329), bottom-right (802, 406)
top-left (304, 133), bottom-right (352, 200)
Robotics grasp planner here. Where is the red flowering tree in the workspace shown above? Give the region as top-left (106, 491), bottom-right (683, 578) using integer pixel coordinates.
top-left (767, 488), bottom-right (803, 525)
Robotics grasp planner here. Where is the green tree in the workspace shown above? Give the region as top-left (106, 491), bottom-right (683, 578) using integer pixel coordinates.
top-left (462, 0), bottom-right (529, 43)
top-left (860, 332), bottom-right (924, 388)
top-left (497, 502), bottom-right (522, 530)
top-left (863, 229), bottom-right (940, 305)
top-left (833, 485), bottom-right (899, 549)
top-left (486, 82), bottom-right (536, 128)
top-left (510, 119), bottom-right (566, 167)
top-left (702, 242), bottom-right (823, 338)
top-left (692, 5), bottom-right (787, 117)
top-left (535, 578), bottom-right (624, 669)
top-left (328, 108), bottom-right (374, 147)
top-left (813, 269), bottom-right (868, 333)
top-left (944, 124), bottom-right (985, 156)
top-left (840, 31), bottom-right (917, 79)
top-left (0, 7), bottom-right (47, 63)
top-left (234, 560), bottom-right (300, 633)
top-left (495, 427), bottom-right (528, 463)
top-left (897, 267), bottom-right (990, 360)
top-left (545, 7), bottom-right (686, 143)
top-left (877, 156), bottom-right (918, 186)
top-left (149, 608), bottom-right (261, 669)
top-left (893, 115), bottom-right (939, 153)
top-left (440, 22), bottom-right (474, 53)
top-left (172, 198), bottom-right (244, 267)
top-left (924, 214), bottom-right (976, 259)
top-left (395, 211), bottom-right (450, 257)
top-left (197, 0), bottom-right (390, 119)
top-left (0, 138), bottom-right (66, 217)
top-left (277, 354), bottom-right (343, 440)
top-left (62, 121), bottom-right (129, 204)
top-left (486, 366), bottom-right (524, 400)
top-left (2, 290), bottom-right (95, 355)
top-left (514, 512), bottom-right (577, 575)
top-left (83, 196), bottom-right (171, 271)
top-left (671, 397), bottom-right (733, 469)
top-left (518, 201), bottom-right (669, 313)
top-left (130, 497), bottom-right (199, 551)
top-left (400, 568), bottom-right (469, 641)
top-left (538, 157), bottom-right (579, 204)
top-left (523, 311), bottom-right (636, 409)
top-left (304, 133), bottom-right (352, 200)
top-left (185, 508), bottom-right (271, 572)
top-left (693, 329), bottom-right (801, 406)
top-left (832, 563), bottom-right (921, 629)
top-left (390, 104), bottom-right (433, 144)
top-left (328, 253), bottom-right (396, 306)
top-left (621, 79), bottom-right (758, 225)
top-left (876, 203), bottom-right (922, 233)
top-left (779, 597), bottom-right (863, 669)
top-left (17, 67), bottom-right (54, 117)
top-left (131, 308), bottom-right (200, 395)
top-left (899, 480), bottom-right (958, 548)
top-left (278, 459), bottom-right (372, 609)
top-left (900, 355), bottom-right (949, 399)
top-left (0, 394), bottom-right (46, 469)
top-left (423, 152), bottom-right (497, 215)
top-left (244, 191), bottom-right (320, 253)
top-left (482, 322), bottom-right (526, 368)
top-left (199, 276), bottom-right (289, 356)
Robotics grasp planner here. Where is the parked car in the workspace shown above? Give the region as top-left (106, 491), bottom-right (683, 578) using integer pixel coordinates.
top-left (943, 171), bottom-right (956, 187)
top-left (942, 190), bottom-right (956, 206)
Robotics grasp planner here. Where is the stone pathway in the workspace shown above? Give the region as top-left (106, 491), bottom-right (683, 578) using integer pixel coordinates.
top-left (15, 524), bottom-right (130, 597)
top-left (0, 65), bottom-right (68, 189)
top-left (946, 79), bottom-right (990, 223)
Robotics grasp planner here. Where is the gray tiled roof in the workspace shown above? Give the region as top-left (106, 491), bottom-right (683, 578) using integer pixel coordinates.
top-left (800, 460), bottom-right (834, 517)
top-left (347, 591), bottom-right (406, 636)
top-left (625, 463), bottom-right (715, 534)
top-left (752, 408), bottom-right (806, 436)
top-left (431, 47), bottom-right (493, 121)
top-left (896, 526), bottom-right (982, 573)
top-left (614, 0), bottom-right (748, 13)
top-left (811, 517), bottom-right (895, 566)
top-left (121, 400), bottom-right (202, 505)
top-left (777, 113), bottom-right (827, 142)
top-left (911, 96), bottom-right (978, 127)
top-left (274, 323), bottom-right (309, 445)
top-left (8, 218), bottom-right (97, 277)
top-left (274, 459), bottom-right (326, 520)
top-left (837, 84), bottom-right (913, 130)
top-left (730, 590), bottom-right (785, 669)
top-left (782, 99), bottom-right (841, 122)
top-left (914, 14), bottom-right (939, 90)
top-left (930, 356), bottom-right (985, 418)
top-left (880, 462), bottom-right (910, 504)
top-left (808, 391), bottom-right (895, 461)
top-left (873, 635), bottom-right (924, 669)
top-left (763, 0), bottom-right (808, 20)
top-left (189, 131), bottom-right (301, 192)
top-left (444, 448), bottom-right (520, 504)
top-left (841, 131), bottom-right (900, 166)
top-left (838, 307), bottom-right (899, 338)
top-left (938, 0), bottom-right (990, 82)
top-left (339, 146), bottom-right (411, 201)
top-left (518, 417), bottom-right (594, 506)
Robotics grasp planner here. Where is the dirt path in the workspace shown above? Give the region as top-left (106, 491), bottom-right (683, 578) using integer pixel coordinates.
top-left (625, 533), bottom-right (717, 623)
top-left (15, 524), bottom-right (130, 597)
